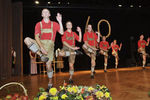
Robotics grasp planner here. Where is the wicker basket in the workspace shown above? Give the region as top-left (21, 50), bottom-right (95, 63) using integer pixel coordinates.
top-left (0, 82), bottom-right (28, 97)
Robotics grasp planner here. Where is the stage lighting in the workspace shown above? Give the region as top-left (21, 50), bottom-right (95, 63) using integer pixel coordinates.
top-left (139, 5), bottom-right (142, 8)
top-left (58, 2), bottom-right (61, 4)
top-left (118, 4), bottom-right (122, 7)
top-left (67, 2), bottom-right (70, 5)
top-left (48, 1), bottom-right (51, 4)
top-left (35, 0), bottom-right (39, 4)
top-left (130, 5), bottom-right (133, 8)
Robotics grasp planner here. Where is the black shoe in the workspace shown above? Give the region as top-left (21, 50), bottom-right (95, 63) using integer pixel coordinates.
top-left (93, 71), bottom-right (96, 74)
top-left (75, 50), bottom-right (83, 55)
top-left (142, 67), bottom-right (146, 69)
top-left (104, 70), bottom-right (107, 72)
top-left (41, 56), bottom-right (49, 62)
top-left (91, 75), bottom-right (94, 79)
top-left (69, 79), bottom-right (73, 84)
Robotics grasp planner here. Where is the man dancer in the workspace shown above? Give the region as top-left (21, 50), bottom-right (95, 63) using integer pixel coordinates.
top-left (138, 34), bottom-right (149, 68)
top-left (82, 24), bottom-right (100, 78)
top-left (111, 40), bottom-right (122, 69)
top-left (55, 21), bottom-right (82, 84)
top-left (99, 36), bottom-right (109, 72)
top-left (24, 8), bottom-right (64, 89)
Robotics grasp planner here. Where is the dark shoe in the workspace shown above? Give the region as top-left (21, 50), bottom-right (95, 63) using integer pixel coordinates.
top-left (93, 71), bottom-right (96, 74)
top-left (41, 56), bottom-right (49, 62)
top-left (104, 70), bottom-right (107, 72)
top-left (91, 74), bottom-right (94, 79)
top-left (75, 50), bottom-right (83, 55)
top-left (69, 79), bottom-right (74, 84)
top-left (142, 67), bottom-right (145, 69)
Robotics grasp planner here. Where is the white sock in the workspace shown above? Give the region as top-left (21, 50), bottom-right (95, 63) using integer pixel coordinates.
top-left (48, 83), bottom-right (53, 87)
top-left (143, 61), bottom-right (146, 67)
top-left (74, 52), bottom-right (76, 55)
top-left (47, 70), bottom-right (53, 78)
top-left (39, 54), bottom-right (43, 57)
top-left (91, 67), bottom-right (95, 72)
top-left (69, 70), bottom-right (74, 76)
top-left (65, 51), bottom-right (70, 56)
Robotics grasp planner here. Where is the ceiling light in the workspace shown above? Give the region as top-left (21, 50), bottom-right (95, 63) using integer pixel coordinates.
top-left (58, 2), bottom-right (61, 4)
top-left (130, 5), bottom-right (133, 8)
top-left (35, 0), bottom-right (39, 4)
top-left (48, 1), bottom-right (51, 4)
top-left (118, 4), bottom-right (122, 7)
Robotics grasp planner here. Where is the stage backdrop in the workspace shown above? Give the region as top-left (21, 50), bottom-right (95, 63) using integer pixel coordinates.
top-left (23, 6), bottom-right (150, 74)
top-left (0, 1), bottom-right (23, 80)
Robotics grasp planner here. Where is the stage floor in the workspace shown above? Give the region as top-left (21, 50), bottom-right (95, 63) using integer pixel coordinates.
top-left (1, 66), bottom-right (150, 100)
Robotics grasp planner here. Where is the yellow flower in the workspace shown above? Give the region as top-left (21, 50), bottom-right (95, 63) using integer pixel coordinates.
top-left (39, 95), bottom-right (47, 100)
top-left (105, 92), bottom-right (110, 98)
top-left (80, 96), bottom-right (84, 100)
top-left (52, 96), bottom-right (58, 100)
top-left (100, 85), bottom-right (106, 89)
top-left (49, 88), bottom-right (58, 96)
top-left (96, 91), bottom-right (104, 99)
top-left (79, 95), bottom-right (84, 100)
top-left (42, 92), bottom-right (48, 96)
top-left (88, 87), bottom-right (94, 92)
top-left (61, 94), bottom-right (68, 99)
top-left (72, 86), bottom-right (78, 93)
top-left (67, 87), bottom-right (72, 93)
top-left (60, 86), bottom-right (65, 90)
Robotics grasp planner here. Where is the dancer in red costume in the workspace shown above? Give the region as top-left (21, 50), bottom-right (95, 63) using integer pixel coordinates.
top-left (111, 40), bottom-right (122, 69)
top-left (138, 34), bottom-right (150, 68)
top-left (24, 9), bottom-right (64, 89)
top-left (55, 21), bottom-right (82, 83)
top-left (99, 36), bottom-right (110, 72)
top-left (82, 24), bottom-right (100, 78)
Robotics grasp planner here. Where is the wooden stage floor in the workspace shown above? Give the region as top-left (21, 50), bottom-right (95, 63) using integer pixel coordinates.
top-left (1, 67), bottom-right (150, 100)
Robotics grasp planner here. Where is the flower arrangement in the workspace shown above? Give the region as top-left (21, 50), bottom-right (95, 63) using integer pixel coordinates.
top-left (34, 83), bottom-right (112, 100)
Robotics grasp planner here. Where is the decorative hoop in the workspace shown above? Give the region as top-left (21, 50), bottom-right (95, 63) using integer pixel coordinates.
top-left (85, 16), bottom-right (90, 33)
top-left (97, 19), bottom-right (111, 38)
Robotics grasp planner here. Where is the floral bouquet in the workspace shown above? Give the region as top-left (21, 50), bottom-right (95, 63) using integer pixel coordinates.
top-left (34, 83), bottom-right (112, 100)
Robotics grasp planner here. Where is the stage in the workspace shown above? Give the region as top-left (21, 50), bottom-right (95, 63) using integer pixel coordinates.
top-left (1, 66), bottom-right (150, 100)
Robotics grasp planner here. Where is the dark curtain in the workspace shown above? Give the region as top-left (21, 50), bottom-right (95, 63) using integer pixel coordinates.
top-left (0, 0), bottom-right (12, 80)
top-left (0, 0), bottom-right (23, 80)
top-left (12, 2), bottom-right (23, 76)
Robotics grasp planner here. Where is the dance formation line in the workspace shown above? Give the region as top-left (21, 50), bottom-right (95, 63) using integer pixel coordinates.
top-left (24, 8), bottom-right (150, 89)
